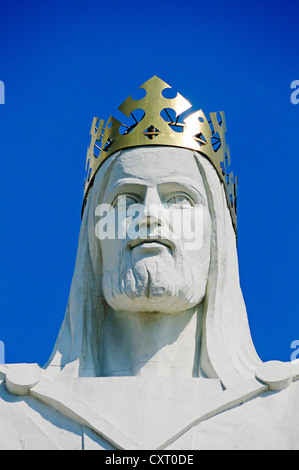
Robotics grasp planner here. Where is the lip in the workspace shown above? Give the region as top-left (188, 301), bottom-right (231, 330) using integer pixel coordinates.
top-left (129, 238), bottom-right (172, 251)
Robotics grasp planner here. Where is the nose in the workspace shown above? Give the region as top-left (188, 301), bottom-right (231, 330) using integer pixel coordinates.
top-left (138, 187), bottom-right (163, 231)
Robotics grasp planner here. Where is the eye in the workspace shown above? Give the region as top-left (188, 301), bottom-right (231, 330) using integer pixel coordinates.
top-left (112, 194), bottom-right (139, 208)
top-left (167, 194), bottom-right (194, 207)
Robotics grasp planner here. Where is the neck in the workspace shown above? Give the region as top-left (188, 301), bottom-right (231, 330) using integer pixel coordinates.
top-left (99, 304), bottom-right (202, 378)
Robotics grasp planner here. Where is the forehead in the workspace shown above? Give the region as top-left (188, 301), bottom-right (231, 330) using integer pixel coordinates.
top-left (106, 147), bottom-right (204, 188)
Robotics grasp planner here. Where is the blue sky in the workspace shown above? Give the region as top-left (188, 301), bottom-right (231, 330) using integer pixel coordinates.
top-left (0, 0), bottom-right (298, 366)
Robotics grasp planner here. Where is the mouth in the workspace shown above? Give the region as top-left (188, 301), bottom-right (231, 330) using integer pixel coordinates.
top-left (129, 237), bottom-right (172, 251)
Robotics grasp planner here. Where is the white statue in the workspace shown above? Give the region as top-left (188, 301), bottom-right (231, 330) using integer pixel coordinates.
top-left (1, 77), bottom-right (299, 450)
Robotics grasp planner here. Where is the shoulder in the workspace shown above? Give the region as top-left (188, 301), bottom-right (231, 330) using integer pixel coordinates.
top-left (0, 366), bottom-right (83, 450)
top-left (169, 379), bottom-right (299, 450)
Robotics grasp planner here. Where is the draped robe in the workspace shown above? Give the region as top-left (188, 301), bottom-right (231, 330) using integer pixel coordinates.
top-left (0, 148), bottom-right (298, 450)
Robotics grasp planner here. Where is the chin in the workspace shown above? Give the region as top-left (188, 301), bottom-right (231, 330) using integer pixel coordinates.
top-left (102, 248), bottom-right (209, 314)
top-left (102, 265), bottom-right (206, 314)
top-left (105, 291), bottom-right (202, 314)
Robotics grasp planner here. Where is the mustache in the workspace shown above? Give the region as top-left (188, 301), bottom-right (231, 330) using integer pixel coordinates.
top-left (126, 225), bottom-right (178, 253)
top-left (129, 235), bottom-right (173, 250)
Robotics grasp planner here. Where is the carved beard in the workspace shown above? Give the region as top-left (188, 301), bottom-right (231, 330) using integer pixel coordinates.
top-left (102, 243), bottom-right (209, 314)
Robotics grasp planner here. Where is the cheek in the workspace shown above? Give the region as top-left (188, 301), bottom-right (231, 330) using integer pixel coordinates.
top-left (170, 206), bottom-right (211, 255)
top-left (184, 218), bottom-right (211, 269)
top-left (95, 208), bottom-right (132, 270)
top-left (100, 238), bottom-right (126, 271)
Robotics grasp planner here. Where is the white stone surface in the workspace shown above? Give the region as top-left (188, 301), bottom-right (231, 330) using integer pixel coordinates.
top-left (0, 147), bottom-right (298, 450)
top-left (255, 360), bottom-right (293, 391)
top-left (166, 380), bottom-right (299, 450)
top-left (5, 363), bottom-right (42, 396)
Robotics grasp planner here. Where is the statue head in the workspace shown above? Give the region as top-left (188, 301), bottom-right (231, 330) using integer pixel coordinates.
top-left (96, 146), bottom-right (211, 315)
top-left (45, 77), bottom-right (262, 388)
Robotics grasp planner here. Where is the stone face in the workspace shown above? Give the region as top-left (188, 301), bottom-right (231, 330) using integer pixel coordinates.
top-left (1, 147), bottom-right (298, 450)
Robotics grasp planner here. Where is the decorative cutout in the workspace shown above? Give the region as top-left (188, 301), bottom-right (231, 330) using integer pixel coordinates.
top-left (143, 125), bottom-right (161, 140)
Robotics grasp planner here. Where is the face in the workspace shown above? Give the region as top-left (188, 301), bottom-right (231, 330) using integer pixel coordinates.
top-left (96, 146), bottom-right (211, 314)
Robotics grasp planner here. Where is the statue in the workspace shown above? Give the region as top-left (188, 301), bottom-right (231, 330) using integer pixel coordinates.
top-left (1, 77), bottom-right (299, 450)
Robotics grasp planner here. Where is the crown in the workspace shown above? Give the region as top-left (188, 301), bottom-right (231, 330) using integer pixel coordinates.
top-left (83, 76), bottom-right (238, 233)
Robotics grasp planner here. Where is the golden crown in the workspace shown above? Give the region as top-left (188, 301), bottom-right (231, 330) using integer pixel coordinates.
top-left (83, 76), bottom-right (238, 232)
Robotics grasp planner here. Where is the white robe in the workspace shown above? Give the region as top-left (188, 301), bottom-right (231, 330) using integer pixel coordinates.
top-left (1, 149), bottom-right (297, 450)
top-left (0, 369), bottom-right (299, 450)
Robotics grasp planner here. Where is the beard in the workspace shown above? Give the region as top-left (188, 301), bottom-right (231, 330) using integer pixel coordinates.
top-left (102, 242), bottom-right (209, 314)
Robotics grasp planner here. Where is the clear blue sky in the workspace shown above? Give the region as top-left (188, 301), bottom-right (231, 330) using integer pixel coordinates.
top-left (0, 0), bottom-right (298, 366)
